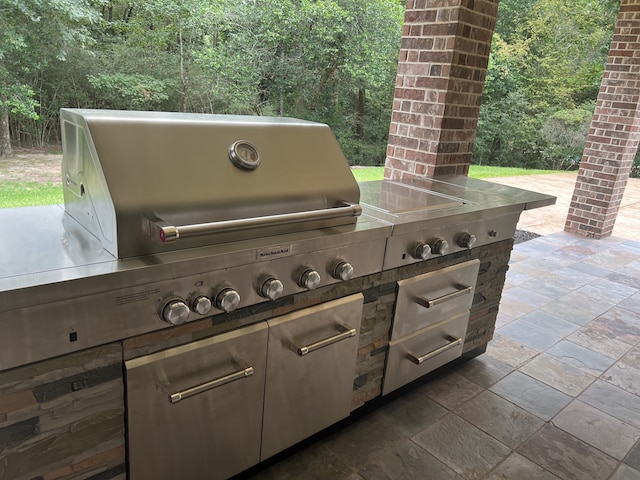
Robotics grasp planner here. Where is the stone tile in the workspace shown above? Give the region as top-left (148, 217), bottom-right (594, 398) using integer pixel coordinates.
top-left (517, 277), bottom-right (572, 299)
top-left (497, 297), bottom-right (537, 318)
top-left (621, 293), bottom-right (640, 315)
top-left (494, 311), bottom-right (515, 330)
top-left (490, 371), bottom-right (572, 421)
top-left (521, 310), bottom-right (581, 337)
top-left (357, 439), bottom-right (463, 480)
top-left (576, 282), bottom-right (638, 305)
top-left (552, 400), bottom-right (640, 460)
top-left (456, 355), bottom-right (514, 389)
top-left (412, 413), bottom-right (511, 480)
top-left (518, 424), bottom-right (618, 480)
top-left (325, 411), bottom-right (405, 468)
top-left (622, 346), bottom-right (640, 369)
top-left (607, 271), bottom-right (640, 290)
top-left (485, 334), bottom-right (538, 368)
top-left (417, 372), bottom-right (484, 410)
top-left (545, 340), bottom-right (616, 376)
top-left (579, 380), bottom-right (640, 429)
top-left (568, 324), bottom-right (632, 360)
top-left (541, 295), bottom-right (610, 326)
top-left (625, 440), bottom-right (640, 470)
top-left (549, 266), bottom-right (599, 289)
top-left (603, 362), bottom-right (640, 396)
top-left (569, 261), bottom-right (614, 278)
top-left (249, 440), bottom-right (355, 480)
top-left (610, 464), bottom-right (640, 480)
top-left (375, 388), bottom-right (447, 437)
top-left (455, 391), bottom-right (544, 449)
top-left (564, 289), bottom-right (621, 315)
top-left (501, 287), bottom-right (553, 309)
top-left (585, 250), bottom-right (638, 270)
top-left (519, 354), bottom-right (596, 397)
top-left (485, 453), bottom-right (561, 480)
top-left (498, 320), bottom-right (563, 352)
top-left (591, 307), bottom-right (640, 345)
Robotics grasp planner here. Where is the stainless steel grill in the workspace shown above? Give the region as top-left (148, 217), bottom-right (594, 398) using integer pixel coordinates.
top-left (60, 109), bottom-right (362, 258)
top-left (0, 109), bottom-right (555, 480)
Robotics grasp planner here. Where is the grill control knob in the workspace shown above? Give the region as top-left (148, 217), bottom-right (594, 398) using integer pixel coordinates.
top-left (332, 261), bottom-right (354, 281)
top-left (214, 288), bottom-right (241, 313)
top-left (299, 269), bottom-right (321, 290)
top-left (191, 295), bottom-right (212, 315)
top-left (161, 299), bottom-right (190, 326)
top-left (411, 242), bottom-right (431, 261)
top-left (430, 239), bottom-right (449, 256)
top-left (457, 232), bottom-right (477, 249)
top-left (260, 278), bottom-right (284, 301)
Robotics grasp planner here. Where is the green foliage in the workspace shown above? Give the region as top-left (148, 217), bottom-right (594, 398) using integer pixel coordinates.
top-left (473, 0), bottom-right (619, 170)
top-left (87, 73), bottom-right (171, 110)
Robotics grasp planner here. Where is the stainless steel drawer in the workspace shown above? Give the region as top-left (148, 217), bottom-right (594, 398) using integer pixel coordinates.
top-left (125, 322), bottom-right (268, 480)
top-left (261, 294), bottom-right (363, 460)
top-left (382, 312), bottom-right (468, 395)
top-left (391, 259), bottom-right (479, 339)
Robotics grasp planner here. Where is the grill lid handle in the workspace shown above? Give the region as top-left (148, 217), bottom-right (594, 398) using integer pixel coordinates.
top-left (148, 203), bottom-right (362, 244)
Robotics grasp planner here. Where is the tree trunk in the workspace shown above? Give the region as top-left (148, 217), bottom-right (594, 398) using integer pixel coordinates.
top-left (0, 109), bottom-right (11, 158)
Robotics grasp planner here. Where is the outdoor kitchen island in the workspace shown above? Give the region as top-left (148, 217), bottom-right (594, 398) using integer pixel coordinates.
top-left (0, 110), bottom-right (554, 480)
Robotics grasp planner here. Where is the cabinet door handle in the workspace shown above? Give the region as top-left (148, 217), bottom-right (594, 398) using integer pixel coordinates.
top-left (167, 366), bottom-right (254, 404)
top-left (416, 284), bottom-right (472, 308)
top-left (296, 325), bottom-right (357, 356)
top-left (407, 336), bottom-right (462, 365)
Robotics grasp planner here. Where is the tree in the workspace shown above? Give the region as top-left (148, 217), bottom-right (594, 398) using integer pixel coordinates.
top-left (0, 0), bottom-right (99, 157)
top-left (473, 0), bottom-right (618, 168)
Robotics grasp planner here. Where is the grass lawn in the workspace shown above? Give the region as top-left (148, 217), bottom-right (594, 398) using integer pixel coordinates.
top-left (351, 165), bottom-right (562, 182)
top-left (0, 182), bottom-right (63, 208)
top-left (0, 166), bottom-right (566, 209)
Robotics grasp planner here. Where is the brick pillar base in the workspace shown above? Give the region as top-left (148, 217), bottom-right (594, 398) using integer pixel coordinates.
top-left (565, 0), bottom-right (640, 239)
top-left (385, 0), bottom-right (499, 182)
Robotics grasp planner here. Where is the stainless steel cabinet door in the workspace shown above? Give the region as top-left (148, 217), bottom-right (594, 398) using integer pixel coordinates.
top-left (382, 312), bottom-right (469, 395)
top-left (261, 294), bottom-right (364, 460)
top-left (125, 322), bottom-right (268, 480)
top-left (392, 259), bottom-right (479, 339)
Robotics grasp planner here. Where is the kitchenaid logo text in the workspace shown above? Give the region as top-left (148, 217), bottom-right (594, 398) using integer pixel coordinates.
top-left (256, 245), bottom-right (293, 260)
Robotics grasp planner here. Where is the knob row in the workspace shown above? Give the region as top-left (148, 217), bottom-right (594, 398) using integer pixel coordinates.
top-left (160, 262), bottom-right (354, 326)
top-left (411, 233), bottom-right (477, 261)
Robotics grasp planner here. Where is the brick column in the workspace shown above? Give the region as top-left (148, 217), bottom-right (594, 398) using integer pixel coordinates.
top-left (385, 0), bottom-right (499, 181)
top-left (565, 0), bottom-right (640, 239)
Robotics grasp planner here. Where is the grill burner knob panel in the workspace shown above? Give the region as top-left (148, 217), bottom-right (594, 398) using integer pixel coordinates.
top-left (457, 232), bottom-right (477, 249)
top-left (430, 239), bottom-right (449, 256)
top-left (260, 278), bottom-right (284, 301)
top-left (161, 299), bottom-right (190, 326)
top-left (191, 295), bottom-right (212, 315)
top-left (411, 243), bottom-right (432, 261)
top-left (214, 288), bottom-right (241, 313)
top-left (332, 261), bottom-right (354, 281)
top-left (299, 269), bottom-right (321, 290)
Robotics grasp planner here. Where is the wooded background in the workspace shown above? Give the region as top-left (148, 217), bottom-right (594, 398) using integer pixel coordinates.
top-left (1, 0), bottom-right (629, 173)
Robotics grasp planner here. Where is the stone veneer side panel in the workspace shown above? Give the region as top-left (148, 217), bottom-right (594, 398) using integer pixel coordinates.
top-left (385, 0), bottom-right (499, 181)
top-left (565, 0), bottom-right (640, 238)
top-left (0, 343), bottom-right (125, 480)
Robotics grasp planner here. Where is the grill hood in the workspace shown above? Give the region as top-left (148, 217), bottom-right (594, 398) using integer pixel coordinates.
top-left (60, 109), bottom-right (361, 258)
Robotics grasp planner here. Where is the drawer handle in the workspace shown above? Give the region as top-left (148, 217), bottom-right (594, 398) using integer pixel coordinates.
top-left (408, 335), bottom-right (462, 365)
top-left (296, 325), bottom-right (357, 356)
top-left (416, 284), bottom-right (472, 308)
top-left (167, 366), bottom-right (254, 404)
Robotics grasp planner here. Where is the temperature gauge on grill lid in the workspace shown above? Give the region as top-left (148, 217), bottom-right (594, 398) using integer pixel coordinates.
top-left (229, 141), bottom-right (261, 170)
